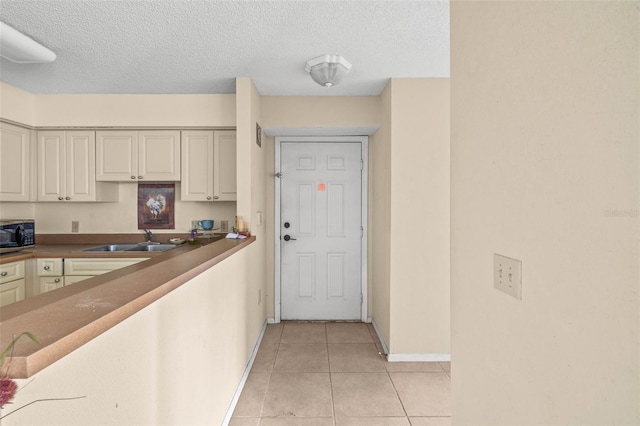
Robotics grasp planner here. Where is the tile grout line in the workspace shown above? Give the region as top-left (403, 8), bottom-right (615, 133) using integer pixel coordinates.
top-left (259, 336), bottom-right (282, 420)
top-left (325, 323), bottom-right (338, 426)
top-left (260, 323), bottom-right (284, 421)
top-left (386, 367), bottom-right (411, 424)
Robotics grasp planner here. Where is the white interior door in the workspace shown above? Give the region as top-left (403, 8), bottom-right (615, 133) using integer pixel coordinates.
top-left (279, 140), bottom-right (364, 320)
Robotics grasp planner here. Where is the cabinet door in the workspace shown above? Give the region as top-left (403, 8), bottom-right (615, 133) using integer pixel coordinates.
top-left (181, 130), bottom-right (214, 201)
top-left (138, 130), bottom-right (181, 181)
top-left (64, 276), bottom-right (93, 285)
top-left (213, 130), bottom-right (237, 201)
top-left (37, 131), bottom-right (66, 201)
top-left (0, 278), bottom-right (25, 307)
top-left (65, 131), bottom-right (96, 201)
top-left (96, 131), bottom-right (138, 181)
top-left (0, 122), bottom-right (31, 202)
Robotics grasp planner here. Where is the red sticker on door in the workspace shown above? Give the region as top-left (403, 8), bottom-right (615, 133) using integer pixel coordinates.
top-left (318, 183), bottom-right (326, 191)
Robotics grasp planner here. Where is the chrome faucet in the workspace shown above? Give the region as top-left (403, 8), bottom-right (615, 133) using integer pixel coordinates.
top-left (143, 229), bottom-right (153, 243)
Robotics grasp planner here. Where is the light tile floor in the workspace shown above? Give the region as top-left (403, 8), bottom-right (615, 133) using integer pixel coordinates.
top-left (230, 322), bottom-right (451, 426)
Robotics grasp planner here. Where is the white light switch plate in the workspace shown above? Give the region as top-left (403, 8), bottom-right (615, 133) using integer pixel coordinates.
top-left (494, 254), bottom-right (522, 300)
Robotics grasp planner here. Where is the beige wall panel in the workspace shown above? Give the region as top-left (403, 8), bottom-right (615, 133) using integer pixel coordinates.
top-left (34, 94), bottom-right (235, 128)
top-left (451, 2), bottom-right (639, 424)
top-left (389, 78), bottom-right (450, 355)
top-left (0, 82), bottom-right (36, 126)
top-left (370, 82), bottom-right (393, 348)
top-left (261, 96), bottom-right (379, 129)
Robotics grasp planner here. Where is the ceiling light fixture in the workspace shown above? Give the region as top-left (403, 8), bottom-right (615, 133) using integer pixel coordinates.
top-left (305, 54), bottom-right (351, 88)
top-left (0, 21), bottom-right (56, 63)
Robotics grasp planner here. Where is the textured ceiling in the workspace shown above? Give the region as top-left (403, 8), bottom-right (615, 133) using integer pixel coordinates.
top-left (0, 0), bottom-right (449, 96)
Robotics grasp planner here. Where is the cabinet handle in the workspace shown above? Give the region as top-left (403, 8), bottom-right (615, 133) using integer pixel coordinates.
top-left (65, 196), bottom-right (71, 200)
top-left (213, 196), bottom-right (219, 200)
top-left (0, 271), bottom-right (7, 277)
top-left (44, 265), bottom-right (50, 270)
top-left (54, 278), bottom-right (61, 283)
top-left (58, 196), bottom-right (64, 201)
top-left (131, 176), bottom-right (136, 180)
top-left (138, 176), bottom-right (143, 179)
top-left (206, 196), bottom-right (212, 200)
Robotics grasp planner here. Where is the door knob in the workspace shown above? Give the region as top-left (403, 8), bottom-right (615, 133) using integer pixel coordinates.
top-left (283, 235), bottom-right (297, 241)
top-left (284, 222), bottom-right (290, 228)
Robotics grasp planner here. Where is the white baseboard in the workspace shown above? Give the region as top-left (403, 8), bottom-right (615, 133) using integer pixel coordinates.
top-left (387, 353), bottom-right (451, 362)
top-left (368, 317), bottom-right (451, 363)
top-left (267, 317), bottom-right (278, 324)
top-left (222, 319), bottom-right (268, 426)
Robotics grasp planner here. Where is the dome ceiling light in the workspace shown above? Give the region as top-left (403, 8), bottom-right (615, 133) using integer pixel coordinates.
top-left (305, 54), bottom-right (352, 88)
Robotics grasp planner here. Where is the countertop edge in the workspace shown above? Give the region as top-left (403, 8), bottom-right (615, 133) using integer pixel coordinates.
top-left (0, 236), bottom-right (255, 379)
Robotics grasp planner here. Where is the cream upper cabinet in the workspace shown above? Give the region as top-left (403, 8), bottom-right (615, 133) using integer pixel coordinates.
top-left (213, 130), bottom-right (237, 201)
top-left (181, 130), bottom-right (214, 201)
top-left (96, 130), bottom-right (181, 182)
top-left (37, 130), bottom-right (118, 202)
top-left (181, 130), bottom-right (236, 202)
top-left (0, 122), bottom-right (33, 202)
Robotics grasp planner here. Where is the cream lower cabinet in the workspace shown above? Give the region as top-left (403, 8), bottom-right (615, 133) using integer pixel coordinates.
top-left (36, 258), bottom-right (148, 294)
top-left (37, 130), bottom-right (118, 202)
top-left (181, 130), bottom-right (236, 201)
top-left (0, 260), bottom-right (26, 307)
top-left (64, 258), bottom-right (147, 279)
top-left (96, 130), bottom-right (181, 182)
top-left (36, 258), bottom-right (64, 294)
top-left (0, 122), bottom-right (33, 202)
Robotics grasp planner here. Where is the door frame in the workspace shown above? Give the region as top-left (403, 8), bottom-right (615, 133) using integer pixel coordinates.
top-left (274, 136), bottom-right (369, 323)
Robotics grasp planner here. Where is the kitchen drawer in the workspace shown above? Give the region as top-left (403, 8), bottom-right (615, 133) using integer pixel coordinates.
top-left (38, 276), bottom-right (64, 293)
top-left (64, 258), bottom-right (147, 276)
top-left (37, 258), bottom-right (63, 276)
top-left (0, 277), bottom-right (25, 307)
top-left (0, 260), bottom-right (25, 284)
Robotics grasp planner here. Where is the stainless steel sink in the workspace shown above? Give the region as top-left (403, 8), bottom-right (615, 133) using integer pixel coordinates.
top-left (124, 244), bottom-right (176, 252)
top-left (82, 243), bottom-right (177, 252)
top-left (82, 244), bottom-right (140, 252)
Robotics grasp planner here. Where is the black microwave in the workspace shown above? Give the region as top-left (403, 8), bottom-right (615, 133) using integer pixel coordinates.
top-left (0, 220), bottom-right (35, 253)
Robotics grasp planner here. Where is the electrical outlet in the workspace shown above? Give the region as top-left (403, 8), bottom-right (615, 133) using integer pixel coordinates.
top-left (71, 221), bottom-right (79, 233)
top-left (221, 220), bottom-right (229, 232)
top-left (494, 254), bottom-right (522, 299)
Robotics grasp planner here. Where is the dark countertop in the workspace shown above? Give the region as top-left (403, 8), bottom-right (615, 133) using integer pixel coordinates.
top-left (0, 234), bottom-right (255, 378)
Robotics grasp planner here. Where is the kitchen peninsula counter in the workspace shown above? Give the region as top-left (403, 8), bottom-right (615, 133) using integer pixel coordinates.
top-left (0, 235), bottom-right (256, 378)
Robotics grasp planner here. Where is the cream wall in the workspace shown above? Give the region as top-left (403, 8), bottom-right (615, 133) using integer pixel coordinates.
top-left (370, 84), bottom-right (393, 346)
top-left (451, 2), bottom-right (639, 424)
top-left (0, 85), bottom-right (238, 234)
top-left (235, 77), bottom-right (268, 325)
top-left (0, 82), bottom-right (35, 126)
top-left (35, 93), bottom-right (235, 128)
top-left (261, 96), bottom-right (379, 130)
top-left (388, 79), bottom-right (450, 356)
top-left (0, 243), bottom-right (264, 425)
